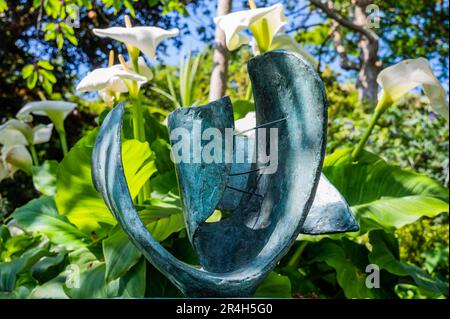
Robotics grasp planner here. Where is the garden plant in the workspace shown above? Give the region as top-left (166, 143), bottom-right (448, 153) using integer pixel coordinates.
top-left (0, 0), bottom-right (448, 299)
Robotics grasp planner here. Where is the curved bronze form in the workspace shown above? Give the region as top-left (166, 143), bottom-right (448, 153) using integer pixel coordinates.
top-left (91, 51), bottom-right (358, 297)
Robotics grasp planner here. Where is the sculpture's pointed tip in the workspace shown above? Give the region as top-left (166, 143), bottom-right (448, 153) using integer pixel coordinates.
top-left (300, 174), bottom-right (359, 235)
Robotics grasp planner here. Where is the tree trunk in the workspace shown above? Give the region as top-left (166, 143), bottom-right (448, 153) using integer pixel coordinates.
top-left (209, 0), bottom-right (232, 102)
top-left (356, 36), bottom-right (379, 103)
top-left (354, 0), bottom-right (380, 104)
top-left (311, 0), bottom-right (381, 105)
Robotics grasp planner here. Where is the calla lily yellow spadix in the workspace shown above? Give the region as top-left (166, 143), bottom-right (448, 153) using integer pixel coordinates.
top-left (376, 58), bottom-right (449, 121)
top-left (214, 4), bottom-right (287, 52)
top-left (352, 57), bottom-right (449, 160)
top-left (93, 26), bottom-right (180, 61)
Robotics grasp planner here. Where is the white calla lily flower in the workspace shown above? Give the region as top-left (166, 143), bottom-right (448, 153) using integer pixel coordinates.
top-left (77, 66), bottom-right (147, 93)
top-left (1, 144), bottom-right (33, 176)
top-left (17, 101), bottom-right (77, 133)
top-left (0, 125), bottom-right (28, 146)
top-left (93, 27), bottom-right (179, 61)
top-left (377, 58), bottom-right (449, 121)
top-left (77, 58), bottom-right (151, 104)
top-left (33, 124), bottom-right (54, 144)
top-left (269, 34), bottom-right (318, 69)
top-left (235, 111), bottom-right (256, 137)
top-left (214, 4), bottom-right (287, 52)
top-left (0, 119), bottom-right (53, 146)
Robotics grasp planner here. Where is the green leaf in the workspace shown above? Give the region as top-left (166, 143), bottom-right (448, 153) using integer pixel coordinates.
top-left (37, 60), bottom-right (54, 70)
top-left (65, 33), bottom-right (78, 46)
top-left (117, 258), bottom-right (146, 298)
top-left (26, 71), bottom-right (38, 89)
top-left (0, 0), bottom-right (8, 13)
top-left (29, 274), bottom-right (69, 299)
top-left (150, 139), bottom-right (174, 173)
top-left (254, 272), bottom-right (292, 298)
top-left (369, 230), bottom-right (448, 297)
top-left (22, 64), bottom-right (34, 79)
top-left (323, 149), bottom-right (449, 233)
top-left (55, 137), bottom-right (157, 233)
top-left (63, 256), bottom-right (146, 298)
top-left (232, 100), bottom-right (255, 120)
top-left (150, 171), bottom-right (178, 195)
top-left (103, 225), bottom-right (142, 283)
top-left (42, 79), bottom-right (53, 94)
top-left (32, 160), bottom-right (58, 196)
top-left (57, 33), bottom-right (64, 50)
top-left (280, 266), bottom-right (319, 298)
top-left (123, 0), bottom-right (136, 17)
top-left (31, 252), bottom-right (66, 284)
top-left (12, 196), bottom-right (90, 250)
top-left (0, 233), bottom-right (38, 262)
top-left (103, 206), bottom-right (184, 282)
top-left (311, 238), bottom-right (387, 298)
top-left (63, 262), bottom-right (120, 298)
top-left (40, 69), bottom-right (57, 83)
top-left (0, 246), bottom-right (49, 292)
top-left (0, 226), bottom-right (10, 255)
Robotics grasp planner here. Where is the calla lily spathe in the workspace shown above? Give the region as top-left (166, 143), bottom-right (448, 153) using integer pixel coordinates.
top-left (93, 27), bottom-right (180, 61)
top-left (76, 58), bottom-right (151, 104)
top-left (234, 111), bottom-right (256, 137)
top-left (0, 119), bottom-right (53, 146)
top-left (76, 66), bottom-right (147, 93)
top-left (17, 101), bottom-right (77, 132)
top-left (1, 144), bottom-right (33, 177)
top-left (269, 34), bottom-right (318, 69)
top-left (377, 58), bottom-right (449, 121)
top-left (214, 4), bottom-right (287, 52)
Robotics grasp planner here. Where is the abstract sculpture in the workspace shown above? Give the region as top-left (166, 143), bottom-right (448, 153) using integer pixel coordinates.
top-left (91, 51), bottom-right (358, 297)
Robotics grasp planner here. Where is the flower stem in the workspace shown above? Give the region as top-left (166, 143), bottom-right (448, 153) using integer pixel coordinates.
top-left (287, 241), bottom-right (308, 267)
top-left (245, 82), bottom-right (253, 101)
top-left (58, 129), bottom-right (68, 156)
top-left (30, 144), bottom-right (39, 166)
top-left (131, 97), bottom-right (151, 203)
top-left (351, 108), bottom-right (385, 161)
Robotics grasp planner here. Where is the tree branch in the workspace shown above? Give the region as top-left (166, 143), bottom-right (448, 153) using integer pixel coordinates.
top-left (330, 22), bottom-right (360, 70)
top-left (310, 0), bottom-right (379, 42)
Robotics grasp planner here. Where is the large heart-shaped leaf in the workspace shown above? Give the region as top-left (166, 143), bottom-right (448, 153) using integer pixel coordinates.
top-left (254, 272), bottom-right (292, 298)
top-left (103, 204), bottom-right (184, 282)
top-left (0, 246), bottom-right (49, 292)
top-left (63, 254), bottom-right (146, 299)
top-left (323, 149), bottom-right (448, 233)
top-left (369, 230), bottom-right (448, 297)
top-left (32, 160), bottom-right (58, 196)
top-left (311, 238), bottom-right (388, 298)
top-left (55, 138), bottom-right (157, 233)
top-left (13, 196), bottom-right (89, 250)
